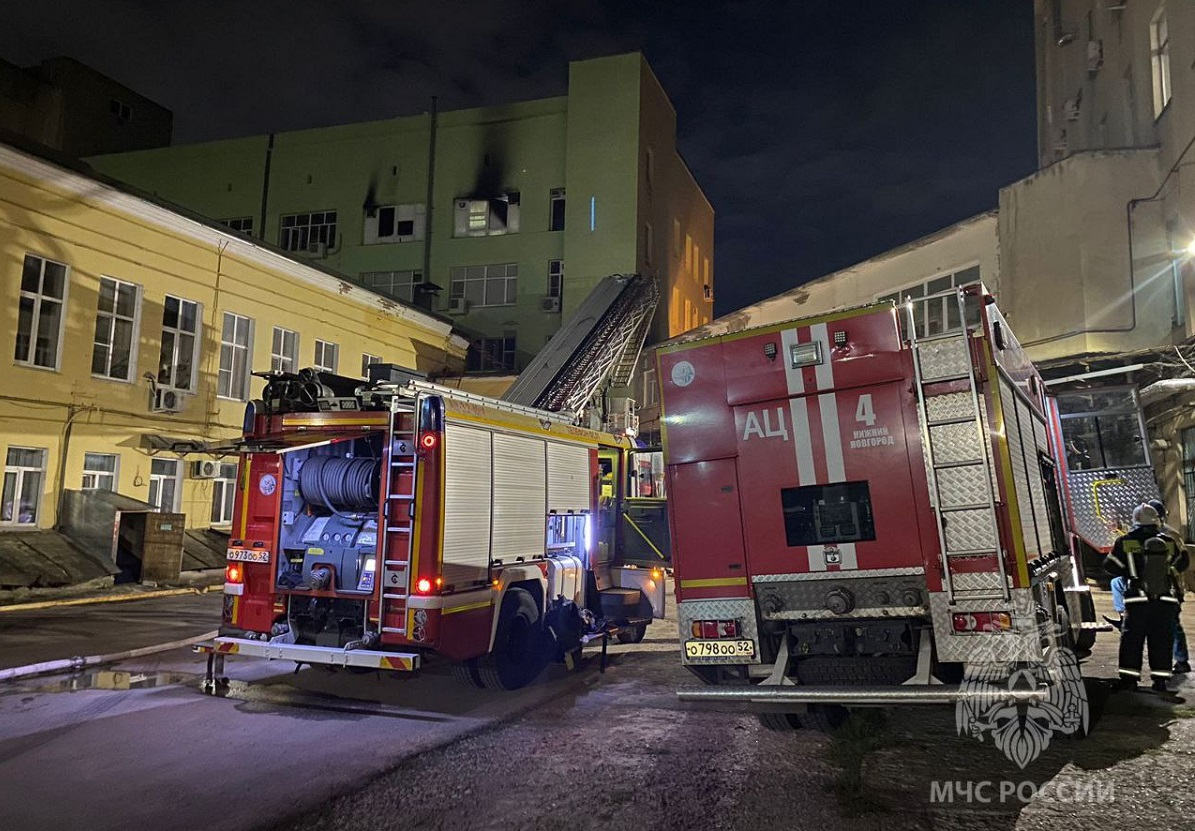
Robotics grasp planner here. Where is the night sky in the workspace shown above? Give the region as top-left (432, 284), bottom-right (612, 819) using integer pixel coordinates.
top-left (0, 1), bottom-right (1038, 317)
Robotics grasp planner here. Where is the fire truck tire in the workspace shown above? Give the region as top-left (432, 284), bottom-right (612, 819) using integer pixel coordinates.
top-left (476, 588), bottom-right (545, 691)
top-left (756, 712), bottom-right (802, 731)
top-left (616, 624), bottom-right (647, 644)
top-left (799, 705), bottom-right (849, 734)
top-left (452, 659), bottom-right (484, 689)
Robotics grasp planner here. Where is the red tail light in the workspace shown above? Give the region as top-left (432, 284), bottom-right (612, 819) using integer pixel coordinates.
top-left (225, 564), bottom-right (243, 584)
top-left (951, 611), bottom-right (1012, 632)
top-left (690, 619), bottom-right (740, 639)
top-left (415, 577), bottom-right (433, 594)
top-left (420, 433), bottom-right (438, 450)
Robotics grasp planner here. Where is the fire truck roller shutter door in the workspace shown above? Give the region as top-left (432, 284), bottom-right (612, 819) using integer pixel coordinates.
top-left (491, 434), bottom-right (547, 562)
top-left (546, 441), bottom-right (590, 512)
top-left (443, 425), bottom-right (492, 588)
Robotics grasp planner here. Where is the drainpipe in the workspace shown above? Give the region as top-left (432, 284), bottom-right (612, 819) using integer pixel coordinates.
top-left (54, 404), bottom-right (91, 530)
top-left (421, 97), bottom-right (438, 309)
top-left (258, 132), bottom-right (275, 241)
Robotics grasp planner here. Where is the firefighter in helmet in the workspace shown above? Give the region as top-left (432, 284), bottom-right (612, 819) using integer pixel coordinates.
top-left (1104, 503), bottom-right (1190, 691)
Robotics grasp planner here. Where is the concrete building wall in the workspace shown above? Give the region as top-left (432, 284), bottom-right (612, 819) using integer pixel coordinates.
top-left (0, 142), bottom-right (465, 532)
top-left (87, 53), bottom-right (713, 381)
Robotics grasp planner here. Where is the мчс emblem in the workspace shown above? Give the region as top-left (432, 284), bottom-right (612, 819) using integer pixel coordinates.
top-left (258, 473), bottom-right (277, 496)
top-left (955, 625), bottom-right (1088, 769)
top-left (671, 360), bottom-right (695, 388)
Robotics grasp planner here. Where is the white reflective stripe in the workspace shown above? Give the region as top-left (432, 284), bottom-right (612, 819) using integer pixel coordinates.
top-left (806, 546), bottom-right (828, 572)
top-left (1118, 668), bottom-right (1142, 677)
top-left (1152, 670), bottom-right (1173, 678)
top-left (810, 322), bottom-right (834, 391)
top-left (1160, 596), bottom-right (1181, 603)
top-left (789, 398), bottom-right (816, 486)
top-left (1124, 596), bottom-right (1150, 603)
top-left (780, 328), bottom-right (805, 396)
top-left (1105, 554), bottom-right (1125, 569)
top-left (816, 392), bottom-right (856, 570)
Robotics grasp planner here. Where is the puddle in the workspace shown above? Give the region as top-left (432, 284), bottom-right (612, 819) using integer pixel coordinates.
top-left (10, 669), bottom-right (199, 694)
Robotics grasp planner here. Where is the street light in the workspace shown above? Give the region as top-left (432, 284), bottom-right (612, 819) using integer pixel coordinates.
top-left (1187, 238), bottom-right (1195, 257)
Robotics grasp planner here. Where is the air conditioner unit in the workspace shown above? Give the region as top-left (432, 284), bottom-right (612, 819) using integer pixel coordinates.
top-left (191, 460), bottom-right (220, 479)
top-left (447, 297), bottom-right (468, 315)
top-left (150, 387), bottom-right (183, 413)
top-left (1064, 98), bottom-right (1081, 120)
top-left (541, 296), bottom-right (561, 313)
top-left (1087, 39), bottom-right (1104, 72)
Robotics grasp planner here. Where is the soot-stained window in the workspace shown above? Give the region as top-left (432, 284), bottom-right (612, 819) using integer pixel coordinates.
top-left (781, 482), bottom-right (876, 546)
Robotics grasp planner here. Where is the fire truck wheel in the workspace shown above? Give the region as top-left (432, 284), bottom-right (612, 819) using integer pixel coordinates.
top-left (616, 624), bottom-right (647, 644)
top-left (452, 659), bottom-right (484, 689)
top-left (756, 712), bottom-right (802, 731)
top-left (476, 588), bottom-right (545, 691)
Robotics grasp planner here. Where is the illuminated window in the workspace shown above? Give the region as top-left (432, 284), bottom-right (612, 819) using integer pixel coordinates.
top-left (1150, 8), bottom-right (1172, 117)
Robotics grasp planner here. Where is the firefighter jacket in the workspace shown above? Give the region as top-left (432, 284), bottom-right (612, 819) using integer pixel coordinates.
top-left (1104, 525), bottom-right (1190, 604)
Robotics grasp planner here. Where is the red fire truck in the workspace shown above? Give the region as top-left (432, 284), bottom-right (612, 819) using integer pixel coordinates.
top-left (203, 366), bottom-right (664, 690)
top-left (657, 286), bottom-right (1098, 729)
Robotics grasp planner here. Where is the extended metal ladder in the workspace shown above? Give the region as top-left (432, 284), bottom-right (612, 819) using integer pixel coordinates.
top-left (378, 391), bottom-right (420, 636)
top-left (906, 289), bottom-right (1009, 604)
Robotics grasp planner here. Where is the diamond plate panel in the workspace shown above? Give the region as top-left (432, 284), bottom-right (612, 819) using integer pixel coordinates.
top-left (916, 338), bottom-right (971, 381)
top-left (931, 423), bottom-right (983, 464)
top-left (943, 508), bottom-right (997, 551)
top-left (925, 391), bottom-right (975, 423)
top-left (677, 598), bottom-right (761, 665)
top-left (1066, 467), bottom-right (1159, 552)
top-left (1003, 380), bottom-right (1039, 558)
top-left (936, 465), bottom-right (990, 509)
top-left (949, 571), bottom-right (1006, 593)
top-left (929, 589), bottom-right (1042, 663)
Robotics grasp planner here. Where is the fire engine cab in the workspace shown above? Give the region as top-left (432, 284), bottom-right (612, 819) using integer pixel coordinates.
top-left (657, 286), bottom-right (1098, 729)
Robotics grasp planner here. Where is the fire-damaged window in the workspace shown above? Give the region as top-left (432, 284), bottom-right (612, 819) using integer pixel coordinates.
top-left (467, 335), bottom-right (517, 373)
top-left (364, 203), bottom-right (425, 244)
top-left (780, 482), bottom-right (877, 546)
top-left (1055, 387), bottom-right (1148, 470)
top-left (453, 193), bottom-right (520, 237)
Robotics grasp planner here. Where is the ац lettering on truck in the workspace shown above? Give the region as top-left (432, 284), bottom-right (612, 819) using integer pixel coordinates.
top-left (207, 367), bottom-right (664, 691)
top-left (656, 286), bottom-right (1096, 729)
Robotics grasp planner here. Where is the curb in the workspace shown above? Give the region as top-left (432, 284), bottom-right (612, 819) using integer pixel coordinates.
top-left (0, 630), bottom-right (220, 683)
top-left (0, 585), bottom-right (222, 614)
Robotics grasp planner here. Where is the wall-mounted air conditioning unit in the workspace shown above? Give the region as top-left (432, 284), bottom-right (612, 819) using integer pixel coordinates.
top-left (191, 460), bottom-right (220, 479)
top-left (541, 296), bottom-right (561, 313)
top-left (150, 387), bottom-right (183, 413)
top-left (447, 297), bottom-right (468, 315)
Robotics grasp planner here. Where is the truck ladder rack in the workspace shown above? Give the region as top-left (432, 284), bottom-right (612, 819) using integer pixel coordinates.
top-left (907, 288), bottom-right (1009, 604)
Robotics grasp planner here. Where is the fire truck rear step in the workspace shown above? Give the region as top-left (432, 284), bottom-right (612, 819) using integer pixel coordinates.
top-left (209, 637), bottom-right (420, 671)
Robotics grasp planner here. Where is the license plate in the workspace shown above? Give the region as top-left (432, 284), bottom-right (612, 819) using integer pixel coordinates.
top-left (684, 639), bottom-right (755, 659)
top-left (227, 548), bottom-right (271, 564)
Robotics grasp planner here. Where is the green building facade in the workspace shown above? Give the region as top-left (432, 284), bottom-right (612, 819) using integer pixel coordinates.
top-left (88, 53), bottom-right (714, 379)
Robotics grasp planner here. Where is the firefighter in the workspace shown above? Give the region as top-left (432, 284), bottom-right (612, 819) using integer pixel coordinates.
top-left (1104, 503), bottom-right (1190, 691)
top-left (1148, 498), bottom-right (1191, 673)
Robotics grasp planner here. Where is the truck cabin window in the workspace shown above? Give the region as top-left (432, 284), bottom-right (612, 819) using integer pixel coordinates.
top-left (1056, 389), bottom-right (1147, 470)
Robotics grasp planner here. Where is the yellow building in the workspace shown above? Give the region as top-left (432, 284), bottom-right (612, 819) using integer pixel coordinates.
top-left (0, 139), bottom-right (467, 533)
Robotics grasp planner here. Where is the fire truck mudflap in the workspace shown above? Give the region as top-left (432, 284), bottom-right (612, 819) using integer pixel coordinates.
top-left (659, 287), bottom-right (1093, 725)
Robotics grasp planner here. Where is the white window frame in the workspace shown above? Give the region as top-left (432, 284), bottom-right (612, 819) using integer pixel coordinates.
top-left (280, 210), bottom-right (338, 253)
top-left (642, 366), bottom-right (659, 407)
top-left (360, 270), bottom-right (423, 303)
top-left (2, 447), bottom-right (47, 526)
top-left (271, 327), bottom-right (299, 373)
top-left (876, 263), bottom-right (982, 338)
top-left (15, 253), bottom-right (69, 371)
top-left (314, 340), bottom-right (339, 373)
top-left (549, 188), bottom-right (566, 232)
top-left (158, 295), bottom-right (201, 392)
top-left (82, 452), bottom-right (119, 491)
top-left (149, 458), bottom-right (180, 513)
top-left (91, 276), bottom-right (141, 382)
top-left (361, 353), bottom-right (382, 379)
top-left (221, 217), bottom-right (254, 234)
top-left (547, 260), bottom-right (564, 299)
top-left (1150, 7), bottom-right (1172, 118)
top-left (449, 264), bottom-right (518, 308)
top-left (364, 204), bottom-right (426, 244)
top-left (210, 462), bottom-right (239, 526)
top-left (218, 312), bottom-right (254, 401)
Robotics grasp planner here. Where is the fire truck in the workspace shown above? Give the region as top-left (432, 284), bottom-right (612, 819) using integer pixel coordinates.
top-left (657, 286), bottom-right (1098, 729)
top-left (203, 275), bottom-right (666, 690)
